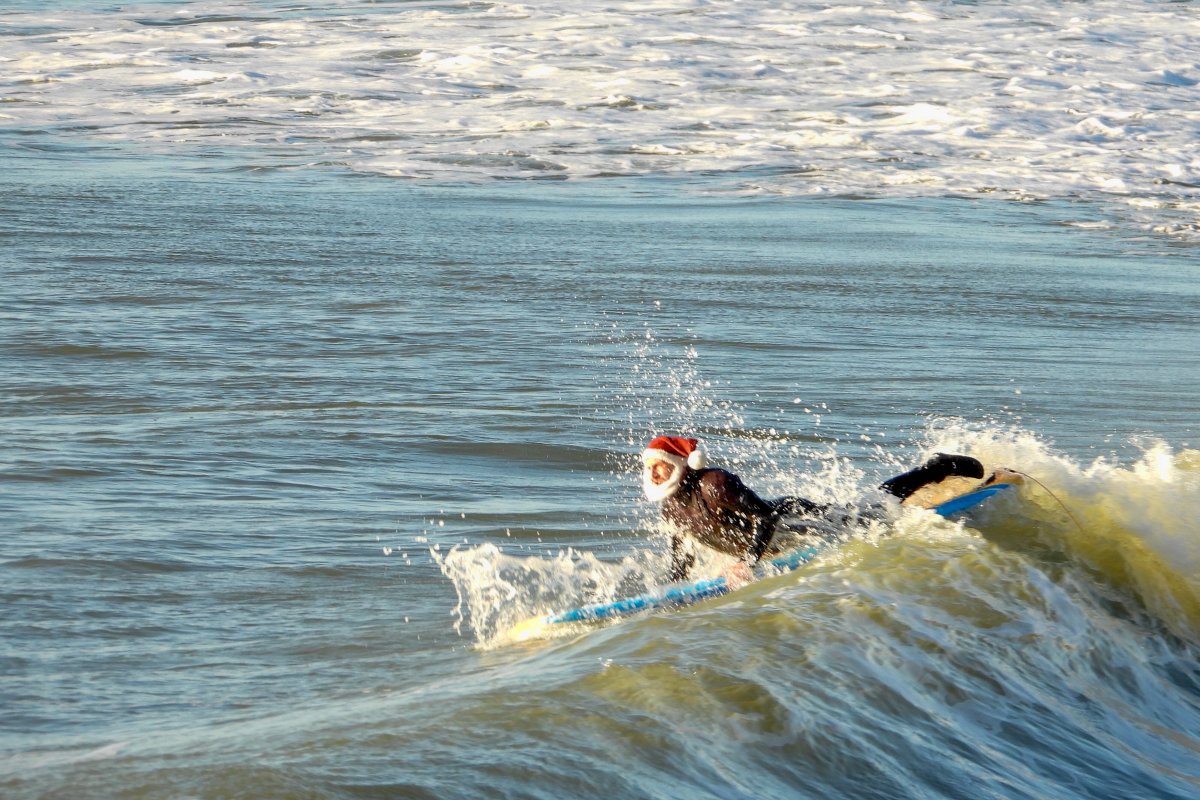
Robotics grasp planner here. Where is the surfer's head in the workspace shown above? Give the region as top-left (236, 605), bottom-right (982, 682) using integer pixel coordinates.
top-left (642, 436), bottom-right (706, 502)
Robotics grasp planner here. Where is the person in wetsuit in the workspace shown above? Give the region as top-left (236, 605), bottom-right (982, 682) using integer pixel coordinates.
top-left (641, 435), bottom-right (985, 583)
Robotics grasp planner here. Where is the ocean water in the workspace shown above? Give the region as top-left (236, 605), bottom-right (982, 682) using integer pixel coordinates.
top-left (3, 1), bottom-right (1200, 799)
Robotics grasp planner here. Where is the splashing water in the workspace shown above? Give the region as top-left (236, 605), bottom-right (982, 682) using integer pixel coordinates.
top-left (436, 325), bottom-right (883, 646)
top-left (437, 379), bottom-right (1200, 649)
top-left (434, 543), bottom-right (660, 645)
top-left (913, 419), bottom-right (1200, 637)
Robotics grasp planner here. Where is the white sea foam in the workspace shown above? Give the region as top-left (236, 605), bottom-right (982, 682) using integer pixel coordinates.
top-left (3, 0), bottom-right (1198, 234)
top-left (434, 541), bottom-right (667, 646)
top-left (923, 419), bottom-right (1200, 638)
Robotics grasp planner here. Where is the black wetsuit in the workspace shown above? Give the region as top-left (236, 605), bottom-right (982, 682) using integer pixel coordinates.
top-left (662, 453), bottom-right (984, 581)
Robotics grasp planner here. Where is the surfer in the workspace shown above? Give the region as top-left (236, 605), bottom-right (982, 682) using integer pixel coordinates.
top-left (641, 435), bottom-right (986, 584)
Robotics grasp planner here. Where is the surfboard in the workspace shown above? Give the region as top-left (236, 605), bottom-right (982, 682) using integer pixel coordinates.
top-left (506, 478), bottom-right (1018, 642)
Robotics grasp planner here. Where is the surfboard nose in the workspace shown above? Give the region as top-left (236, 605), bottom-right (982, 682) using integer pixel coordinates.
top-left (506, 616), bottom-right (551, 643)
top-left (985, 468), bottom-right (1026, 486)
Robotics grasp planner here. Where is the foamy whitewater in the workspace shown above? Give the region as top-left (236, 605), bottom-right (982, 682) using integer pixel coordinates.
top-left (3, 0), bottom-right (1199, 234)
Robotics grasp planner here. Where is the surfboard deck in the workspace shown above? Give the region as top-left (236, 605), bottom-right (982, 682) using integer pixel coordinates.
top-left (506, 476), bottom-right (1019, 642)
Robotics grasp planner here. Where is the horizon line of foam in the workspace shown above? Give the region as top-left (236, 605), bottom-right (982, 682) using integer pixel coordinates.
top-left (2, 0), bottom-right (1198, 235)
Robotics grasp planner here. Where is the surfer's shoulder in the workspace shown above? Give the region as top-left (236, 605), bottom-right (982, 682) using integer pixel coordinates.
top-left (693, 467), bottom-right (747, 496)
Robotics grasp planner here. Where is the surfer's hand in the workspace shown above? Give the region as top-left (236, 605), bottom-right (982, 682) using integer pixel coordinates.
top-left (722, 561), bottom-right (752, 589)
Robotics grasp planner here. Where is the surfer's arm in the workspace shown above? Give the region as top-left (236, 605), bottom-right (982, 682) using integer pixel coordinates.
top-left (668, 533), bottom-right (695, 582)
top-left (745, 516), bottom-right (775, 566)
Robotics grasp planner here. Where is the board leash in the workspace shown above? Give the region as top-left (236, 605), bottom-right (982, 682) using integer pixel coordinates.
top-left (1008, 469), bottom-right (1087, 535)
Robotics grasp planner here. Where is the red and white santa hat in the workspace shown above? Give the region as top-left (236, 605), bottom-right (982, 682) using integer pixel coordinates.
top-left (642, 435), bottom-right (707, 470)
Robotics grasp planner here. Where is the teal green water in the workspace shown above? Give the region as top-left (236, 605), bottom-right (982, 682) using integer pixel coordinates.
top-left (2, 144), bottom-right (1199, 798)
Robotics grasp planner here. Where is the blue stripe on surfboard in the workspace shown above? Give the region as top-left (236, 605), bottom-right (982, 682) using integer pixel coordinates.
top-left (931, 481), bottom-right (1013, 516)
top-left (540, 481), bottom-right (1016, 627)
top-left (549, 576), bottom-right (730, 624)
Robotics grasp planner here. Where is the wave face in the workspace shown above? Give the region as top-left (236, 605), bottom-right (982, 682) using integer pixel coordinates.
top-left (3, 0), bottom-right (1199, 234)
top-left (434, 430), bottom-right (1200, 800)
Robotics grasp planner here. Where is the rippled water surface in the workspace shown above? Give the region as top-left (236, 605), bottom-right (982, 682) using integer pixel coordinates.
top-left (3, 1), bottom-right (1200, 798)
